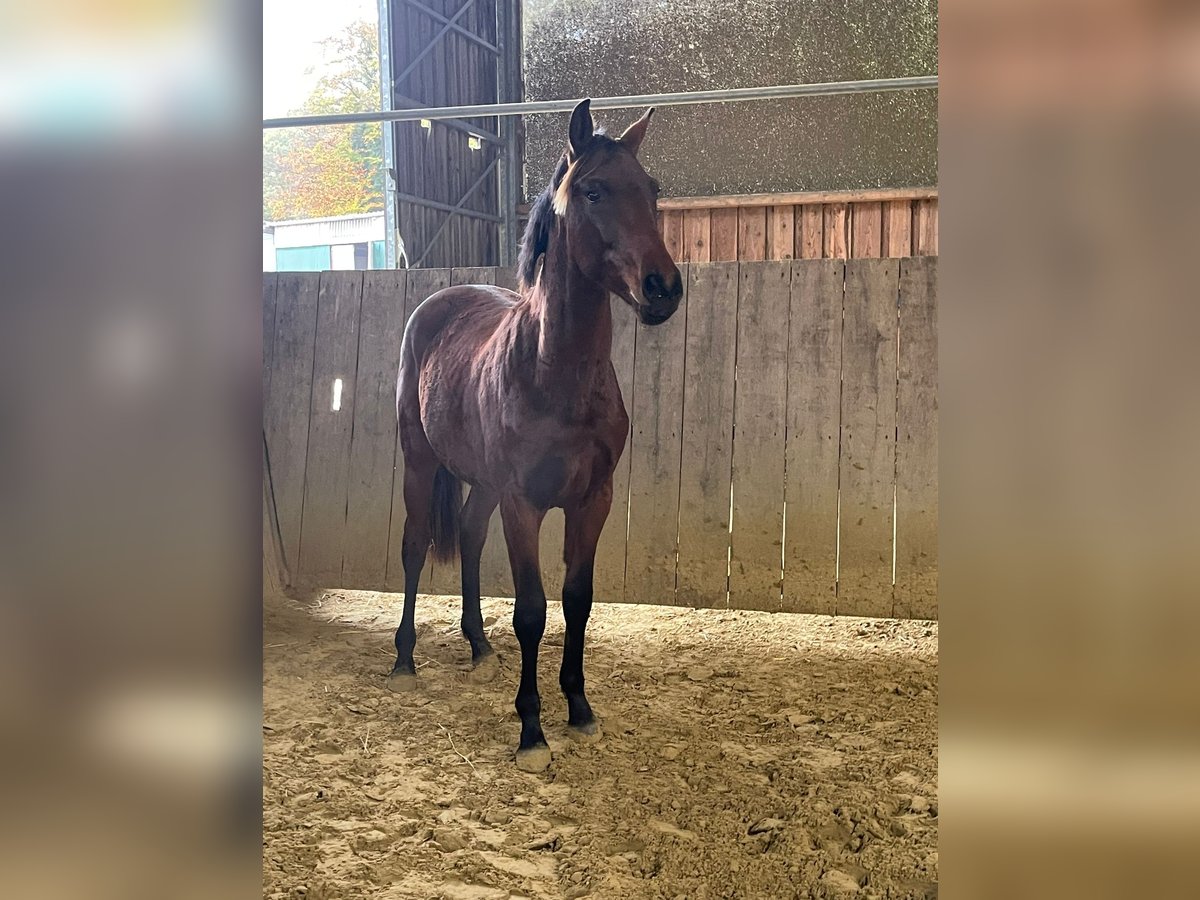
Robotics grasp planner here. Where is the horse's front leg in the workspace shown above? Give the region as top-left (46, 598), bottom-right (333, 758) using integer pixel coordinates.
top-left (499, 495), bottom-right (551, 772)
top-left (560, 482), bottom-right (612, 739)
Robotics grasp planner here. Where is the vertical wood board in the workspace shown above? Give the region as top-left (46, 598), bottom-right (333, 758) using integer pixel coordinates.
top-left (883, 200), bottom-right (913, 258)
top-left (767, 205), bottom-right (795, 260)
top-left (783, 260), bottom-right (844, 614)
top-left (837, 258), bottom-right (898, 616)
top-left (676, 263), bottom-right (738, 608)
top-left (624, 270), bottom-right (688, 605)
top-left (851, 202), bottom-right (883, 258)
top-left (265, 273), bottom-right (320, 579)
top-left (895, 257), bottom-right (938, 619)
top-left (797, 205), bottom-right (823, 259)
top-left (709, 208), bottom-right (739, 261)
top-left (683, 209), bottom-right (711, 263)
top-left (343, 271), bottom-right (408, 589)
top-left (729, 261), bottom-right (790, 611)
top-left (737, 207), bottom-right (767, 261)
top-left (823, 203), bottom-right (849, 259)
top-left (298, 271), bottom-right (365, 585)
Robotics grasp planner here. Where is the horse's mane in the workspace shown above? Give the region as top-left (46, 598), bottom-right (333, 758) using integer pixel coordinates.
top-left (517, 130), bottom-right (615, 292)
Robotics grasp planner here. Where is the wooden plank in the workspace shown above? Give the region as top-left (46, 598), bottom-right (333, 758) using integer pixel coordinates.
top-left (658, 187), bottom-right (938, 209)
top-left (851, 201), bottom-right (883, 258)
top-left (538, 505), bottom-right (567, 602)
top-left (767, 205), bottom-right (795, 260)
top-left (264, 273), bottom-right (320, 582)
top-left (624, 268), bottom-right (688, 605)
top-left (882, 200), bottom-right (913, 257)
top-left (594, 294), bottom-right (637, 603)
top-left (797, 205), bottom-right (823, 259)
top-left (385, 268), bottom-right (451, 593)
top-left (657, 213), bottom-right (686, 262)
top-left (837, 258), bottom-right (899, 616)
top-left (262, 273), bottom-right (284, 591)
top-left (493, 266), bottom-right (519, 291)
top-left (451, 266), bottom-right (496, 287)
top-left (662, 210), bottom-right (684, 261)
top-left (894, 257), bottom-right (938, 619)
top-left (297, 271), bottom-right (365, 586)
top-left (823, 203), bottom-right (849, 259)
top-left (737, 207), bottom-right (767, 261)
top-left (342, 271), bottom-right (408, 590)
top-left (914, 199), bottom-right (938, 256)
top-left (264, 433), bottom-right (290, 594)
top-left (783, 260), bottom-right (844, 614)
top-left (676, 263), bottom-right (738, 609)
top-left (709, 208), bottom-right (739, 261)
top-left (729, 261), bottom-right (790, 611)
top-left (682, 209), bottom-right (711, 263)
top-left (262, 273), bottom-right (278, 402)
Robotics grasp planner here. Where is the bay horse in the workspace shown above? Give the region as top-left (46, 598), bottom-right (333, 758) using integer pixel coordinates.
top-left (389, 99), bottom-right (682, 772)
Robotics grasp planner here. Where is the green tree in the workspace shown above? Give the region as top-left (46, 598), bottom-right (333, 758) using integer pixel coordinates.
top-left (263, 20), bottom-right (384, 221)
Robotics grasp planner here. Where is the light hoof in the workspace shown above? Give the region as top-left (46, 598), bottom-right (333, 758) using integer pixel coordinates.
top-left (567, 720), bottom-right (602, 743)
top-left (386, 671), bottom-right (419, 693)
top-left (467, 653), bottom-right (500, 684)
top-left (514, 744), bottom-right (553, 773)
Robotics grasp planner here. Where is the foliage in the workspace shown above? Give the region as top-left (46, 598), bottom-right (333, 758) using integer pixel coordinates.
top-left (263, 21), bottom-right (385, 221)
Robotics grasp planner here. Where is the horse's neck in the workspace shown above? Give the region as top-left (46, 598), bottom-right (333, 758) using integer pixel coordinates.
top-left (526, 235), bottom-right (612, 392)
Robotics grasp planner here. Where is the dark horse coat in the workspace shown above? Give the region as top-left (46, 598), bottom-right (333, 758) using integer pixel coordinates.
top-left (389, 100), bottom-right (682, 772)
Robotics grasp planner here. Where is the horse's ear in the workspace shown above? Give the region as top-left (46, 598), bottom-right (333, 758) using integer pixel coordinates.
top-left (568, 98), bottom-right (594, 160)
top-left (618, 107), bottom-right (654, 157)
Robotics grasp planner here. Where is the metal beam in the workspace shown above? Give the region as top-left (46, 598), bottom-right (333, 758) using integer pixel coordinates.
top-left (494, 0), bottom-right (521, 266)
top-left (263, 76), bottom-right (940, 129)
top-left (413, 155), bottom-right (502, 267)
top-left (376, 0), bottom-right (398, 268)
top-left (394, 94), bottom-right (500, 143)
top-left (395, 191), bottom-right (503, 223)
top-left (402, 0), bottom-right (498, 55)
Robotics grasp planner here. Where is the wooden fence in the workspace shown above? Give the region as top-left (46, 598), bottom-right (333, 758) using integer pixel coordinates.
top-left (263, 258), bottom-right (937, 619)
top-left (656, 189), bottom-right (938, 263)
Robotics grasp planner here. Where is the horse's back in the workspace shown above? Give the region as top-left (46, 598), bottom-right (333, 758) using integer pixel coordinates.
top-left (403, 283), bottom-right (518, 363)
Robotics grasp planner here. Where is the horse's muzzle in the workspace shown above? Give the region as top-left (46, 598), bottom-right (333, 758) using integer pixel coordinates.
top-left (639, 270), bottom-right (683, 325)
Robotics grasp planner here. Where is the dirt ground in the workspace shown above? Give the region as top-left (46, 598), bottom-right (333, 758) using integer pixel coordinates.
top-left (263, 589), bottom-right (938, 899)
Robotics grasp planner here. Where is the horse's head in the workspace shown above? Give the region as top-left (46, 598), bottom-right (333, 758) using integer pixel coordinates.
top-left (553, 99), bottom-right (683, 326)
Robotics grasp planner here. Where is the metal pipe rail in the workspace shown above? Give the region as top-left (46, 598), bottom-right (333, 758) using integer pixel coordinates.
top-left (262, 75), bottom-right (939, 129)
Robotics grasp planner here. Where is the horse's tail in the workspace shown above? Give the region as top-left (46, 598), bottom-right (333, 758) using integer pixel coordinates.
top-left (429, 465), bottom-right (462, 563)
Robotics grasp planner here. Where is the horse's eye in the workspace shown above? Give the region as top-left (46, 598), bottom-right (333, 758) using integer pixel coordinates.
top-left (585, 189), bottom-right (601, 203)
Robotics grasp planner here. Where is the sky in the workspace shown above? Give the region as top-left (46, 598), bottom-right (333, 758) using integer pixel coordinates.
top-left (263, 0), bottom-right (378, 117)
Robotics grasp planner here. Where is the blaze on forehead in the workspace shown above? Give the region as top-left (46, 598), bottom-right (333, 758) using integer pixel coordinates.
top-left (552, 134), bottom-right (621, 216)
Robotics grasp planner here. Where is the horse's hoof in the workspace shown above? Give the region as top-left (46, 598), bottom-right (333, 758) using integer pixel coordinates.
top-left (514, 743), bottom-right (552, 773)
top-left (467, 652), bottom-right (500, 684)
top-left (386, 671), bottom-right (419, 693)
top-left (567, 720), bottom-right (602, 743)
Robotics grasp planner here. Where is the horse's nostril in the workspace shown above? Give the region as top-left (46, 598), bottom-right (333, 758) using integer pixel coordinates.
top-left (667, 273), bottom-right (683, 300)
top-left (643, 272), bottom-right (667, 300)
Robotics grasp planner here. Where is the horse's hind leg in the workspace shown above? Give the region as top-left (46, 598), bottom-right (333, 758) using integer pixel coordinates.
top-left (388, 455), bottom-right (436, 692)
top-left (559, 482), bottom-right (612, 739)
top-left (460, 485), bottom-right (499, 680)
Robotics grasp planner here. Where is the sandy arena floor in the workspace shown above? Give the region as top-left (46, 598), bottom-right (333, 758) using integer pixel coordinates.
top-left (263, 590), bottom-right (938, 899)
